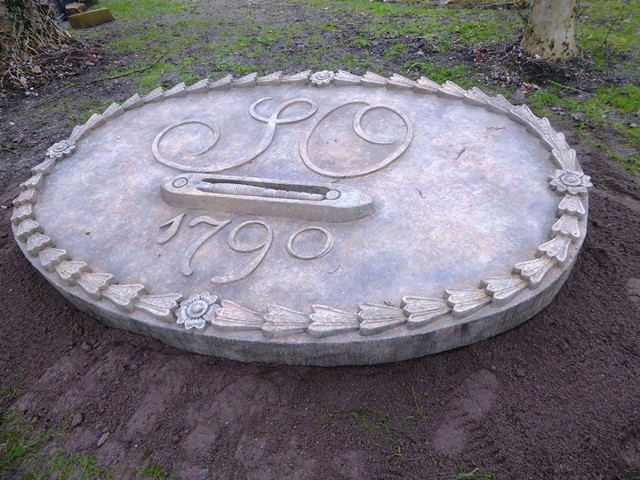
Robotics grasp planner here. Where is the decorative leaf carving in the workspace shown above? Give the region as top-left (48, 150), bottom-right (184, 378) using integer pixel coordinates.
top-left (11, 203), bottom-right (34, 225)
top-left (463, 87), bottom-right (491, 106)
top-left (68, 124), bottom-right (85, 142)
top-left (444, 289), bottom-right (491, 318)
top-left (26, 232), bottom-right (51, 256)
top-left (485, 94), bottom-right (513, 114)
top-left (256, 71), bottom-right (283, 85)
top-left (101, 102), bottom-right (124, 120)
top-left (233, 73), bottom-right (258, 88)
top-left (334, 70), bottom-right (362, 86)
top-left (387, 73), bottom-right (415, 90)
top-left (13, 188), bottom-right (38, 206)
top-left (358, 303), bottom-right (406, 336)
top-left (537, 236), bottom-right (572, 264)
top-left (262, 305), bottom-right (310, 337)
top-left (38, 247), bottom-right (68, 272)
top-left (20, 173), bottom-right (44, 190)
top-left (16, 218), bottom-right (43, 241)
top-left (557, 194), bottom-right (586, 219)
top-left (209, 75), bottom-right (233, 90)
top-left (164, 82), bottom-right (187, 98)
top-left (281, 71), bottom-right (311, 85)
top-left (536, 118), bottom-right (569, 153)
top-left (55, 260), bottom-right (90, 285)
top-left (438, 80), bottom-right (466, 99)
top-left (514, 256), bottom-right (555, 288)
top-left (142, 87), bottom-right (164, 103)
top-left (83, 113), bottom-right (105, 131)
top-left (103, 284), bottom-right (147, 311)
top-left (551, 214), bottom-right (580, 239)
top-left (77, 272), bottom-right (113, 299)
top-left (308, 305), bottom-right (359, 338)
top-left (414, 77), bottom-right (440, 94)
top-left (185, 79), bottom-right (210, 94)
top-left (121, 93), bottom-right (143, 110)
top-left (211, 300), bottom-right (263, 331)
top-left (552, 148), bottom-right (578, 171)
top-left (401, 296), bottom-right (451, 329)
top-left (361, 72), bottom-right (387, 88)
top-left (509, 106), bottom-right (570, 155)
top-left (31, 158), bottom-right (57, 175)
top-left (481, 276), bottom-right (528, 306)
top-left (508, 104), bottom-right (537, 127)
top-left (137, 293), bottom-right (183, 321)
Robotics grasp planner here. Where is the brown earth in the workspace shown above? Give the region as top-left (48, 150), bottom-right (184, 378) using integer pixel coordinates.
top-left (1, 4), bottom-right (640, 480)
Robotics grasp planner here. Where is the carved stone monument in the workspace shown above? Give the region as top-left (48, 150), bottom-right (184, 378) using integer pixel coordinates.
top-left (12, 71), bottom-right (592, 365)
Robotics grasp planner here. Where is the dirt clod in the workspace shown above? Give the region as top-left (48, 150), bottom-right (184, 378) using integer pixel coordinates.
top-left (70, 412), bottom-right (83, 427)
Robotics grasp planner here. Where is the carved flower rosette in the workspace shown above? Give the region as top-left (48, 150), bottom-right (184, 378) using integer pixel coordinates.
top-left (549, 169), bottom-right (593, 195)
top-left (309, 70), bottom-right (335, 87)
top-left (11, 70), bottom-right (592, 365)
top-left (46, 139), bottom-right (76, 158)
top-left (176, 292), bottom-right (218, 329)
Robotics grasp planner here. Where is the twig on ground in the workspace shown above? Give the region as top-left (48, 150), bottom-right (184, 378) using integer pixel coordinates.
top-left (598, 0), bottom-right (630, 49)
top-left (547, 80), bottom-right (590, 96)
top-left (0, 144), bottom-right (18, 154)
top-left (34, 53), bottom-right (168, 108)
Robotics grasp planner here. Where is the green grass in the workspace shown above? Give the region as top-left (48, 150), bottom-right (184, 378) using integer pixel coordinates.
top-left (410, 63), bottom-right (473, 88)
top-left (624, 470), bottom-right (640, 480)
top-left (527, 84), bottom-right (640, 177)
top-left (0, 411), bottom-right (112, 479)
top-left (139, 461), bottom-right (176, 480)
top-left (94, 0), bottom-right (191, 20)
top-left (577, 0), bottom-right (640, 70)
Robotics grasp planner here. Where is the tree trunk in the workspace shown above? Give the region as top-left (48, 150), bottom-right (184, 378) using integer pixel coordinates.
top-left (521, 0), bottom-right (579, 61)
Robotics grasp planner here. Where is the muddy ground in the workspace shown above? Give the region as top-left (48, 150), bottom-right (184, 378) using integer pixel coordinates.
top-left (1, 0), bottom-right (640, 479)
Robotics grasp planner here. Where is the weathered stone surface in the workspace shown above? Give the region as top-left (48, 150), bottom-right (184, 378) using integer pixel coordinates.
top-left (12, 73), bottom-right (590, 365)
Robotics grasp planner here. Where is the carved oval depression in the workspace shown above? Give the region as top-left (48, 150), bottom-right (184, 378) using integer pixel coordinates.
top-left (12, 71), bottom-right (591, 365)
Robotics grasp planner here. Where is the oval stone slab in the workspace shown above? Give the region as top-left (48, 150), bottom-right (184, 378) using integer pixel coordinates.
top-left (12, 71), bottom-right (591, 365)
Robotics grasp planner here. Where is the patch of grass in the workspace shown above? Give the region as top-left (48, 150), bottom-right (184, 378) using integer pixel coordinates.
top-left (0, 411), bottom-right (111, 479)
top-left (577, 0), bottom-right (640, 69)
top-left (406, 387), bottom-right (425, 422)
top-left (410, 63), bottom-right (472, 88)
top-left (527, 84), bottom-right (640, 178)
top-left (95, 0), bottom-right (191, 20)
top-left (624, 470), bottom-right (640, 480)
top-left (47, 451), bottom-right (109, 479)
top-left (352, 404), bottom-right (391, 434)
top-left (0, 380), bottom-right (21, 404)
top-left (0, 411), bottom-right (46, 477)
top-left (140, 461), bottom-right (176, 479)
top-left (231, 64), bottom-right (262, 76)
top-left (385, 41), bottom-right (407, 60)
